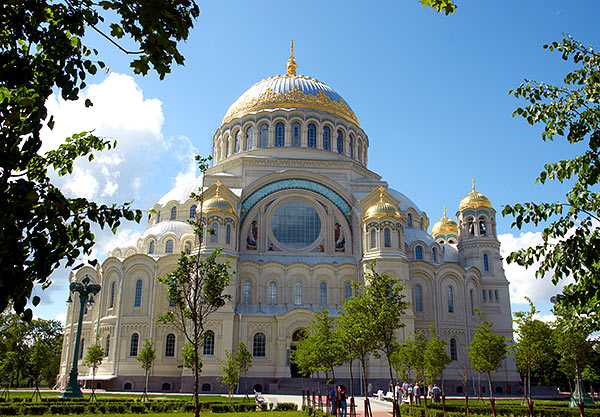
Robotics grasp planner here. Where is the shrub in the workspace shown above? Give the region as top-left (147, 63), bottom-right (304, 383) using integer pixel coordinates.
top-left (274, 402), bottom-right (298, 411)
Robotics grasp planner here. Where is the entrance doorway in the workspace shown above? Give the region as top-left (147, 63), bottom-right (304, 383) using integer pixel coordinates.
top-left (290, 328), bottom-right (307, 378)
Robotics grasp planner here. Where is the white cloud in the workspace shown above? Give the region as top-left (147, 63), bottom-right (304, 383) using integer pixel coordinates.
top-left (56, 312), bottom-right (67, 326)
top-left (499, 231), bottom-right (572, 305)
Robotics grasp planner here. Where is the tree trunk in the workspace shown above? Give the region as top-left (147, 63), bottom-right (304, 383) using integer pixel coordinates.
top-left (464, 393), bottom-right (469, 416)
top-left (385, 352), bottom-right (400, 417)
top-left (488, 373), bottom-right (496, 417)
top-left (349, 359), bottom-right (354, 399)
top-left (361, 357), bottom-right (371, 417)
top-left (194, 342), bottom-right (200, 417)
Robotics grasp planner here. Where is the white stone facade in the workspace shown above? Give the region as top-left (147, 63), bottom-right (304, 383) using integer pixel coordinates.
top-left (59, 58), bottom-right (519, 395)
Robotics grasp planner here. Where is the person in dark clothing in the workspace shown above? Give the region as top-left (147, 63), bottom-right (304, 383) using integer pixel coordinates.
top-left (338, 385), bottom-right (348, 417)
top-left (329, 384), bottom-right (338, 416)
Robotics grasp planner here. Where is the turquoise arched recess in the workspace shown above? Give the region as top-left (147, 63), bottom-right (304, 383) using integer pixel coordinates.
top-left (241, 179), bottom-right (352, 226)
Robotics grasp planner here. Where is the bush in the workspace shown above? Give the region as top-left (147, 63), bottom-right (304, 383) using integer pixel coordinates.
top-left (274, 402), bottom-right (298, 411)
top-left (0, 405), bottom-right (21, 415)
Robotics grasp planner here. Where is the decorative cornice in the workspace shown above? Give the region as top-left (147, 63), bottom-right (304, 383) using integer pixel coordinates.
top-left (223, 84), bottom-right (359, 126)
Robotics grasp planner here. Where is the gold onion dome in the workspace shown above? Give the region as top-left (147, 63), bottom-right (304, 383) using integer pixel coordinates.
top-left (364, 187), bottom-right (401, 219)
top-left (459, 179), bottom-right (492, 210)
top-left (222, 41), bottom-right (359, 126)
top-left (202, 182), bottom-right (234, 214)
top-left (432, 206), bottom-right (458, 237)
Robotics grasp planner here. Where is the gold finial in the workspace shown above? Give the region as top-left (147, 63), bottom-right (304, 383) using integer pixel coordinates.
top-left (472, 178), bottom-right (475, 193)
top-left (286, 40), bottom-right (298, 76)
top-left (378, 186), bottom-right (385, 202)
top-left (215, 181), bottom-right (222, 197)
top-left (443, 206), bottom-right (447, 218)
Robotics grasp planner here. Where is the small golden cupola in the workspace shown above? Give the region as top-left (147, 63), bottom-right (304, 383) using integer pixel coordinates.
top-left (202, 181), bottom-right (234, 214)
top-left (364, 186), bottom-right (401, 220)
top-left (459, 179), bottom-right (492, 210)
top-left (432, 206), bottom-right (459, 243)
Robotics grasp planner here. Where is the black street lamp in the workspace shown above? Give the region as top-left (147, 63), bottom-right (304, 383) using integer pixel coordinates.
top-left (60, 275), bottom-right (101, 398)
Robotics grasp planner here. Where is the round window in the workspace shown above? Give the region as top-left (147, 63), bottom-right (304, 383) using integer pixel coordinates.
top-left (271, 201), bottom-right (321, 249)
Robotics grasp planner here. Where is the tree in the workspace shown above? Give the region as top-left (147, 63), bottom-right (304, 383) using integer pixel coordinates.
top-left (220, 350), bottom-right (238, 400)
top-left (0, 0), bottom-right (200, 319)
top-left (338, 282), bottom-right (378, 417)
top-left (467, 320), bottom-right (508, 417)
top-left (366, 263), bottom-right (408, 416)
top-left (82, 338), bottom-right (104, 401)
top-left (513, 298), bottom-right (554, 415)
top-left (423, 324), bottom-right (452, 397)
top-left (136, 338), bottom-right (156, 401)
top-left (504, 35), bottom-right (600, 328)
top-left (309, 309), bottom-right (345, 386)
top-left (234, 342), bottom-right (252, 398)
top-left (158, 156), bottom-right (233, 417)
top-left (420, 0), bottom-right (457, 15)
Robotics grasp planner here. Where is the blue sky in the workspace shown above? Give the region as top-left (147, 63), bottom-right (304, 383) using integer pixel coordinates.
top-left (34, 1), bottom-right (600, 324)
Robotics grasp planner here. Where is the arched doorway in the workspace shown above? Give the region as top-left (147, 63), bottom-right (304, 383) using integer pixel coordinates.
top-left (290, 328), bottom-right (307, 378)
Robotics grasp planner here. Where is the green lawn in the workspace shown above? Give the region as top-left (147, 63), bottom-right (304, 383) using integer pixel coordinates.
top-left (42, 412), bottom-right (304, 417)
top-left (3, 390), bottom-right (247, 402)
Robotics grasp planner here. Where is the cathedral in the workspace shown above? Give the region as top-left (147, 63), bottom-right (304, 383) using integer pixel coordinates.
top-left (59, 45), bottom-right (519, 394)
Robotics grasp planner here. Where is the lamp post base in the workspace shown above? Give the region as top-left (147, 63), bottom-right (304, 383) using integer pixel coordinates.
top-left (60, 371), bottom-right (83, 398)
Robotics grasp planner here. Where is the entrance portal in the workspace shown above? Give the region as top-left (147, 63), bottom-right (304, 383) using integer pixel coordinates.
top-left (290, 328), bottom-right (307, 378)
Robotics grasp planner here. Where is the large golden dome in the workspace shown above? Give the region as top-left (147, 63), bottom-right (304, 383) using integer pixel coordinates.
top-left (364, 187), bottom-right (401, 219)
top-left (432, 206), bottom-right (458, 237)
top-left (222, 42), bottom-right (358, 126)
top-left (202, 182), bottom-right (234, 214)
top-left (459, 179), bottom-right (492, 210)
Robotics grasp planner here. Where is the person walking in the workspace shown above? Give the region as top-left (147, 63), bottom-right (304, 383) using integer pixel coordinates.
top-left (432, 384), bottom-right (442, 403)
top-left (329, 384), bottom-right (338, 416)
top-left (414, 383), bottom-right (421, 405)
top-left (339, 385), bottom-right (348, 417)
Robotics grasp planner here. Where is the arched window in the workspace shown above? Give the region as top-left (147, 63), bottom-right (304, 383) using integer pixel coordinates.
top-left (384, 228), bottom-right (391, 248)
top-left (370, 228), bottom-right (376, 249)
top-left (109, 281), bottom-right (116, 308)
top-left (483, 254), bottom-right (489, 272)
top-left (189, 205), bottom-right (197, 219)
top-left (225, 225), bottom-right (231, 245)
top-left (450, 338), bottom-right (458, 361)
top-left (157, 211), bottom-right (161, 223)
top-left (202, 383), bottom-right (211, 392)
top-left (320, 282), bottom-right (327, 306)
top-left (292, 122), bottom-right (301, 147)
top-left (448, 286), bottom-right (454, 313)
top-left (165, 334), bottom-right (175, 357)
top-left (79, 338), bottom-right (85, 360)
top-left (245, 126), bottom-right (254, 150)
top-left (345, 282), bottom-right (352, 301)
top-left (162, 383), bottom-right (171, 391)
top-left (407, 213), bottom-right (413, 227)
top-left (210, 222), bottom-right (218, 243)
top-left (479, 218), bottom-right (487, 236)
top-left (432, 247), bottom-right (438, 262)
top-left (494, 290), bottom-right (499, 302)
top-left (253, 332), bottom-right (266, 357)
top-left (104, 335), bottom-right (110, 357)
top-left (275, 122), bottom-right (285, 147)
top-left (234, 130), bottom-right (240, 153)
top-left (398, 230), bottom-right (402, 248)
top-left (269, 281), bottom-right (277, 305)
top-left (170, 206), bottom-right (177, 220)
top-left (225, 138), bottom-right (230, 156)
top-left (124, 382), bottom-right (132, 390)
top-left (203, 331), bottom-right (214, 355)
top-left (134, 279), bottom-right (143, 307)
top-left (489, 290), bottom-right (493, 301)
top-left (470, 289), bottom-right (474, 315)
top-left (184, 241), bottom-right (192, 254)
top-left (323, 126), bottom-right (331, 150)
top-left (349, 135), bottom-right (354, 158)
top-left (148, 240), bottom-right (155, 255)
top-left (242, 280), bottom-right (251, 305)
top-left (130, 333), bottom-right (139, 357)
top-left (415, 246), bottom-right (423, 260)
top-left (468, 219), bottom-right (475, 236)
top-left (165, 240), bottom-right (173, 254)
top-left (337, 130), bottom-right (344, 154)
top-left (414, 285), bottom-right (423, 313)
top-left (294, 282), bottom-right (302, 305)
top-left (307, 123), bottom-right (317, 148)
top-left (358, 140), bottom-right (363, 162)
top-left (482, 290), bottom-right (487, 301)
top-left (260, 124), bottom-right (269, 148)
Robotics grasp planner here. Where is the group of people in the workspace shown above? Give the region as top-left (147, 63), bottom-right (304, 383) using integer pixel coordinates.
top-left (328, 384), bottom-right (348, 417)
top-left (391, 381), bottom-right (443, 405)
